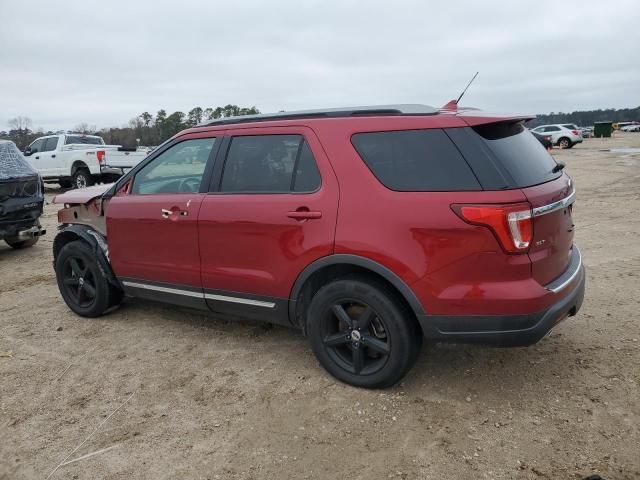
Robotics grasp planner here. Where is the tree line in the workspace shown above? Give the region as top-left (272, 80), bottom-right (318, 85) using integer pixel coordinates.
top-left (529, 106), bottom-right (640, 127)
top-left (3, 104), bottom-right (639, 150)
top-left (0, 105), bottom-right (260, 150)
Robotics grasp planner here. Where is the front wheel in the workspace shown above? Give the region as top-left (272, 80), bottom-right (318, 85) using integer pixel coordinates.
top-left (55, 240), bottom-right (122, 317)
top-left (307, 278), bottom-right (422, 388)
top-left (72, 169), bottom-right (94, 189)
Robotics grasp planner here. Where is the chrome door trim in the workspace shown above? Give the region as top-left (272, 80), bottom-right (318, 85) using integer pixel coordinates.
top-left (204, 293), bottom-right (276, 308)
top-left (122, 280), bottom-right (203, 298)
top-left (122, 280), bottom-right (276, 308)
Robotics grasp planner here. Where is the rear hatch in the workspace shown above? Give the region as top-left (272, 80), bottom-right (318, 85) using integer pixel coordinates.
top-left (457, 120), bottom-right (575, 285)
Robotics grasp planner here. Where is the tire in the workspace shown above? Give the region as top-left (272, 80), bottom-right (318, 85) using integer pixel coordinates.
top-left (558, 137), bottom-right (571, 149)
top-left (307, 277), bottom-right (422, 388)
top-left (72, 169), bottom-right (94, 189)
top-left (54, 240), bottom-right (122, 317)
top-left (5, 236), bottom-right (39, 249)
top-left (59, 179), bottom-right (73, 188)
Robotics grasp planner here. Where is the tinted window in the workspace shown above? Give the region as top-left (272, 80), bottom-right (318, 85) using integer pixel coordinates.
top-left (351, 129), bottom-right (480, 191)
top-left (562, 124), bottom-right (577, 130)
top-left (43, 137), bottom-right (59, 152)
top-left (132, 138), bottom-right (215, 194)
top-left (28, 139), bottom-right (44, 153)
top-left (547, 126), bottom-right (561, 132)
top-left (471, 122), bottom-right (560, 187)
top-left (65, 135), bottom-right (104, 145)
top-left (293, 141), bottom-right (321, 192)
top-left (220, 135), bottom-right (320, 193)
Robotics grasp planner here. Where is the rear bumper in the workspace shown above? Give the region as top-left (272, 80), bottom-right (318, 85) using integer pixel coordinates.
top-left (419, 247), bottom-right (585, 346)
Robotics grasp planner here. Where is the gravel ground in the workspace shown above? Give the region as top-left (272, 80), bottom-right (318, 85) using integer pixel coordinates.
top-left (1, 133), bottom-right (639, 480)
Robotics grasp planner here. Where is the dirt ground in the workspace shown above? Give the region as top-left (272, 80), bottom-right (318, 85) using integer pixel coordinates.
top-left (1, 133), bottom-right (639, 480)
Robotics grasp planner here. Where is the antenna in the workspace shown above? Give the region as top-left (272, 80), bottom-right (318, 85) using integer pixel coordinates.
top-left (456, 71), bottom-right (479, 104)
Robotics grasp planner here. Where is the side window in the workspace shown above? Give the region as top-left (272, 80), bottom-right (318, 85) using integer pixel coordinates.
top-left (131, 138), bottom-right (216, 195)
top-left (29, 139), bottom-right (44, 153)
top-left (43, 137), bottom-right (59, 152)
top-left (547, 126), bottom-right (561, 132)
top-left (220, 135), bottom-right (321, 193)
top-left (351, 129), bottom-right (481, 191)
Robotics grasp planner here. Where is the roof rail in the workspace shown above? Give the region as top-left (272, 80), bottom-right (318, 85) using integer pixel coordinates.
top-left (197, 104), bottom-right (438, 127)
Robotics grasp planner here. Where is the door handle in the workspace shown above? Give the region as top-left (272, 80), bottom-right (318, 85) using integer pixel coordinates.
top-left (51, 154), bottom-right (56, 158)
top-left (162, 208), bottom-right (188, 219)
top-left (35, 156), bottom-right (39, 159)
top-left (287, 209), bottom-right (322, 220)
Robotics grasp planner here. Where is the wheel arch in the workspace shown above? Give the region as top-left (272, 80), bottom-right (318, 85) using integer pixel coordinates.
top-left (289, 254), bottom-right (428, 336)
top-left (53, 224), bottom-right (121, 290)
top-left (71, 160), bottom-right (89, 175)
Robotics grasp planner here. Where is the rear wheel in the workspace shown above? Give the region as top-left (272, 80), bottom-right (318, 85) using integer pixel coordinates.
top-left (5, 236), bottom-right (39, 249)
top-left (72, 169), bottom-right (94, 189)
top-left (558, 137), bottom-right (571, 149)
top-left (55, 240), bottom-right (122, 317)
top-left (307, 278), bottom-right (422, 388)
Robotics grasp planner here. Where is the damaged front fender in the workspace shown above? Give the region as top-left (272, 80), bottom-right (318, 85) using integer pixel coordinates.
top-left (53, 224), bottom-right (121, 290)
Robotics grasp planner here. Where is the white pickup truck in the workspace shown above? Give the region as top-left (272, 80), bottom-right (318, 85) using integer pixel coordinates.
top-left (23, 134), bottom-right (148, 188)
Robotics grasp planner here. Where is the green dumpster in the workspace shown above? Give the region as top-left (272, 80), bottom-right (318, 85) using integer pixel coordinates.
top-left (593, 121), bottom-right (613, 138)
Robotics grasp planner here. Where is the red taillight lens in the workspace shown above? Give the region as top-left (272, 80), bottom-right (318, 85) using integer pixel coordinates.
top-left (96, 150), bottom-right (105, 163)
top-left (571, 130), bottom-right (579, 136)
top-left (452, 203), bottom-right (533, 253)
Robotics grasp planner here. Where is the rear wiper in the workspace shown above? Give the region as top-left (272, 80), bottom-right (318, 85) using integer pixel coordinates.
top-left (552, 162), bottom-right (565, 173)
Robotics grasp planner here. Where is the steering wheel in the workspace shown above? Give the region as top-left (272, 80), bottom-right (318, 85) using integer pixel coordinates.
top-left (178, 177), bottom-right (201, 193)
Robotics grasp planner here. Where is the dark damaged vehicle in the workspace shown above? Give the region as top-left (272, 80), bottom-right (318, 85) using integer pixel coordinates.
top-left (0, 140), bottom-right (46, 248)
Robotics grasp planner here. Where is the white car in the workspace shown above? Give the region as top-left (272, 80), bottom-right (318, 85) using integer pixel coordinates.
top-left (620, 124), bottom-right (640, 132)
top-left (531, 124), bottom-right (583, 149)
top-left (24, 134), bottom-right (148, 188)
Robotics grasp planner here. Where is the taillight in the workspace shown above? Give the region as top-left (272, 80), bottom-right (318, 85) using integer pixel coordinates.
top-left (96, 150), bottom-right (105, 164)
top-left (452, 202), bottom-right (533, 253)
top-left (571, 130), bottom-right (579, 136)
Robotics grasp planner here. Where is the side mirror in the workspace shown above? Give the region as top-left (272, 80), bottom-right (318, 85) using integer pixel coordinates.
top-left (24, 148), bottom-right (32, 156)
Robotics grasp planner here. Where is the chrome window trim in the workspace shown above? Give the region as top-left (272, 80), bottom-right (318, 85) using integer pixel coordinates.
top-left (122, 280), bottom-right (276, 308)
top-left (546, 246), bottom-right (582, 293)
top-left (532, 189), bottom-right (576, 217)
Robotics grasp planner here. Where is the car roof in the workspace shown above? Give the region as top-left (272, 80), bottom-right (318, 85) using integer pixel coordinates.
top-left (182, 104), bottom-right (535, 135)
top-left (197, 104), bottom-right (439, 127)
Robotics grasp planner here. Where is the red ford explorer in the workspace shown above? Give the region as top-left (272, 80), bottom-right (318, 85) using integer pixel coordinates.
top-left (53, 104), bottom-right (585, 388)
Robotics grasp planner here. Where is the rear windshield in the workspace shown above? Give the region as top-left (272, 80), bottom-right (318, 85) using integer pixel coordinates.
top-left (65, 135), bottom-right (104, 145)
top-left (351, 129), bottom-right (481, 191)
top-left (471, 122), bottom-right (560, 187)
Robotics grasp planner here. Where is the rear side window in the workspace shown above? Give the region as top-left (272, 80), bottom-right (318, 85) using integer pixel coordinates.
top-left (220, 135), bottom-right (321, 193)
top-left (470, 122), bottom-right (560, 187)
top-left (351, 129), bottom-right (481, 191)
top-left (65, 135), bottom-right (104, 145)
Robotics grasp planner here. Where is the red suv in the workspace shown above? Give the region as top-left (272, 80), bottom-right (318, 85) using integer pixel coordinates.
top-left (53, 104), bottom-right (585, 388)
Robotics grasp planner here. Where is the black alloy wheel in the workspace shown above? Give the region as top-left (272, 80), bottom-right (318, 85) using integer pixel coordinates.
top-left (55, 240), bottom-right (122, 317)
top-left (321, 300), bottom-right (391, 376)
top-left (61, 255), bottom-right (97, 309)
top-left (307, 278), bottom-right (422, 388)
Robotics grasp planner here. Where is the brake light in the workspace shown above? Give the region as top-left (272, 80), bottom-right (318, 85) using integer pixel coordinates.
top-left (452, 203), bottom-right (533, 253)
top-left (96, 150), bottom-right (105, 164)
top-left (571, 130), bottom-right (579, 136)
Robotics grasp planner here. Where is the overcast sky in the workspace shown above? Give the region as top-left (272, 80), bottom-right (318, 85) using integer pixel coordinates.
top-left (1, 0), bottom-right (639, 131)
